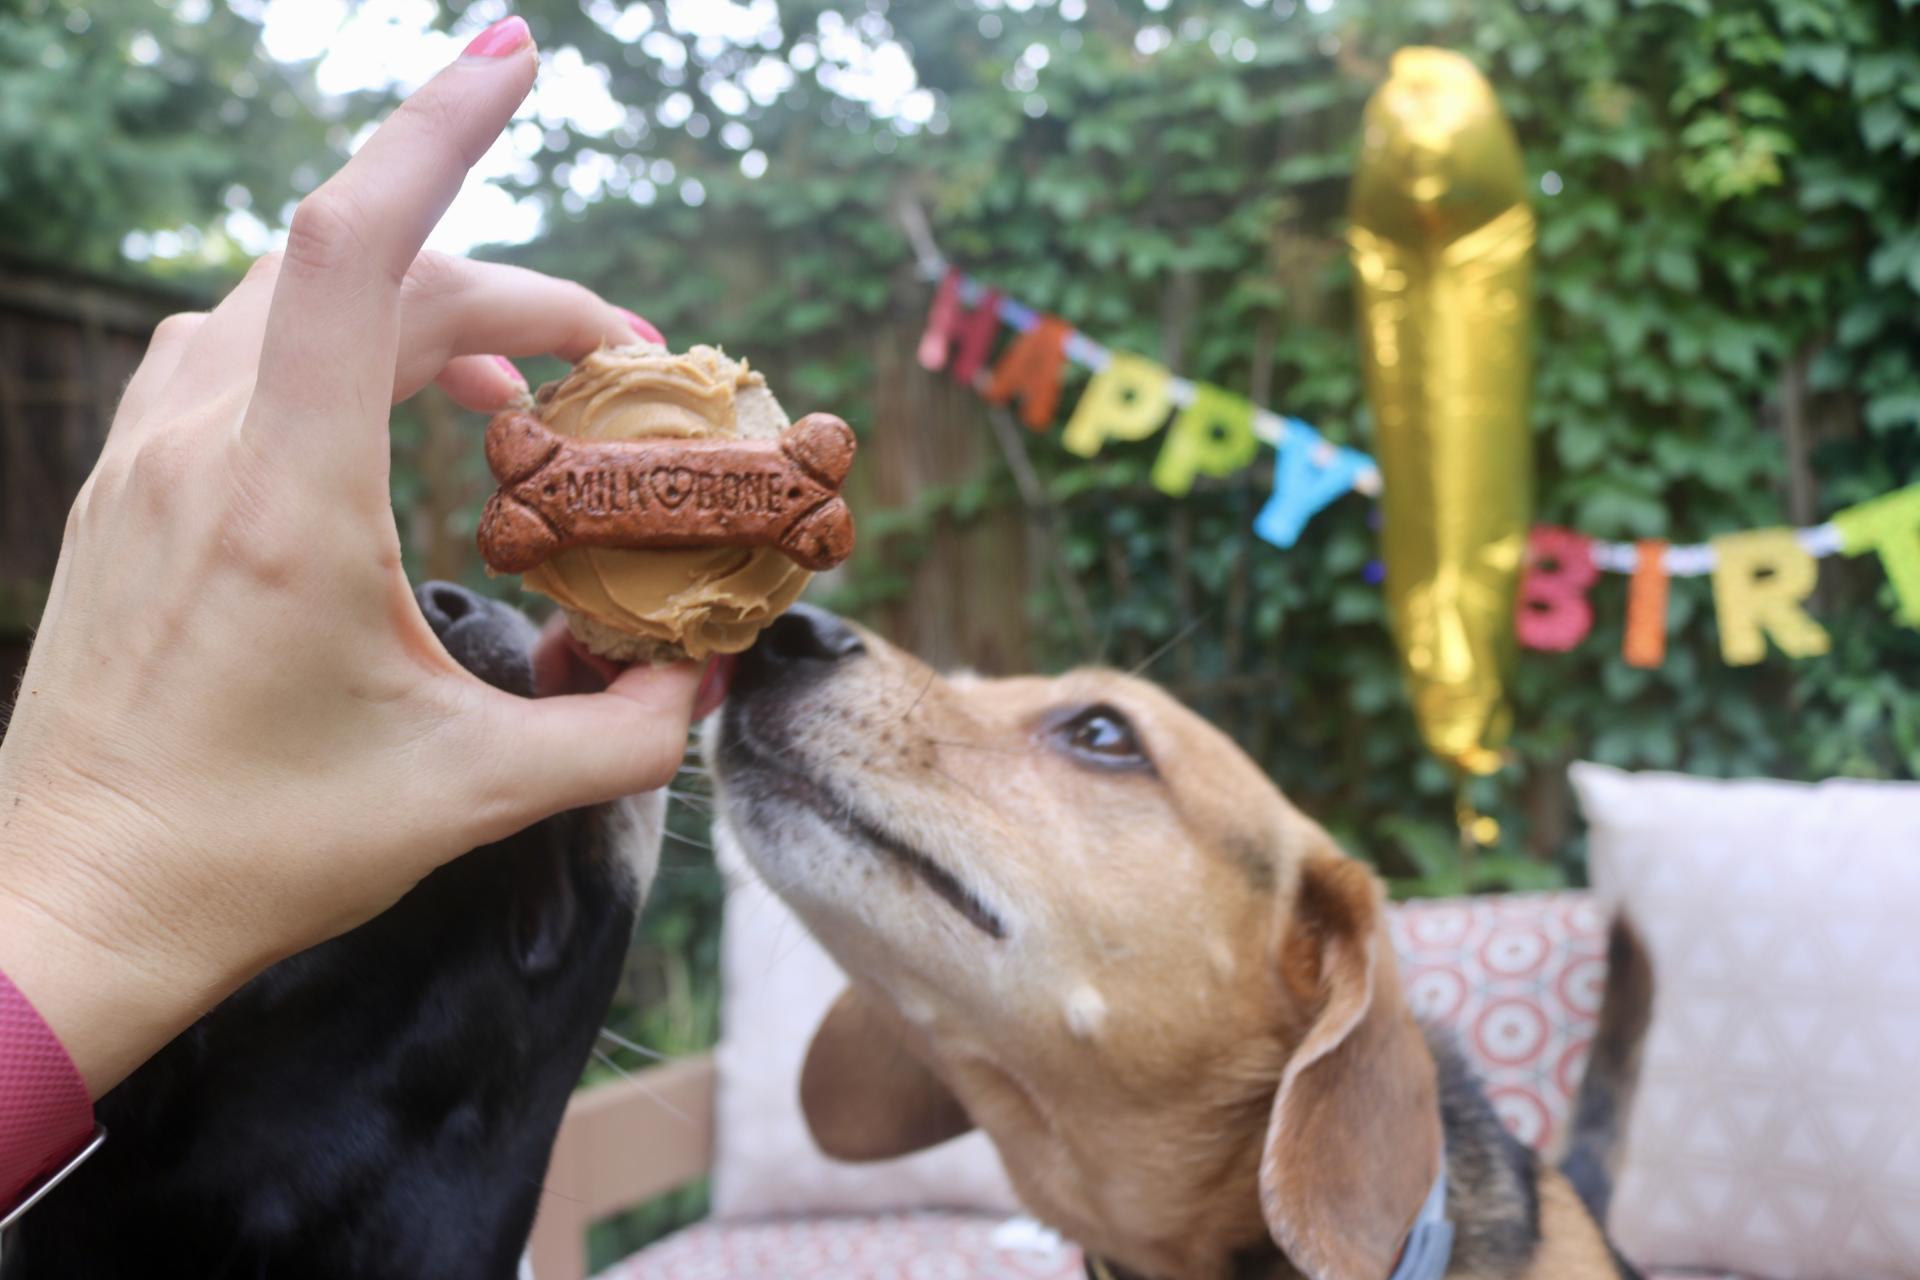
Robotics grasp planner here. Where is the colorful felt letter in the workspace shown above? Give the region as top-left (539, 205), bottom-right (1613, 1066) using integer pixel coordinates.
top-left (1710, 528), bottom-right (1830, 665)
top-left (1061, 354), bottom-right (1175, 458)
top-left (986, 315), bottom-right (1072, 431)
top-left (1514, 526), bottom-right (1597, 652)
top-left (1623, 539), bottom-right (1670, 669)
top-left (950, 288), bottom-right (1003, 387)
top-left (1253, 423), bottom-right (1369, 548)
top-left (1150, 384), bottom-right (1258, 497)
top-left (1833, 484), bottom-right (1920, 626)
top-left (917, 269), bottom-right (963, 372)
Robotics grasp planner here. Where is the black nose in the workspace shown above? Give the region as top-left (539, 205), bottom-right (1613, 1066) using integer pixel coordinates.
top-left (415, 580), bottom-right (538, 695)
top-left (418, 581), bottom-right (482, 633)
top-left (762, 603), bottom-right (866, 663)
top-left (735, 603), bottom-right (865, 694)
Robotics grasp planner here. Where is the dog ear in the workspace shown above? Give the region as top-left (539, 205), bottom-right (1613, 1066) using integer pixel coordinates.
top-left (800, 986), bottom-right (975, 1161)
top-left (1259, 851), bottom-right (1442, 1280)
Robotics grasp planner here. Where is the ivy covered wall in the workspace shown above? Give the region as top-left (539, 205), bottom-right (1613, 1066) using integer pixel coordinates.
top-left (487, 0), bottom-right (1920, 890)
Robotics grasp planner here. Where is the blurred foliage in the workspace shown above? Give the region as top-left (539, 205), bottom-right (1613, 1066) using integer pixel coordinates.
top-left (0, 0), bottom-right (378, 278)
top-left (481, 0), bottom-right (1920, 877)
top-left (10, 0), bottom-right (1920, 1251)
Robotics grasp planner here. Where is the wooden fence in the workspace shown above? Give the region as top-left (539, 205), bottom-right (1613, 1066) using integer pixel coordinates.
top-left (0, 256), bottom-right (196, 728)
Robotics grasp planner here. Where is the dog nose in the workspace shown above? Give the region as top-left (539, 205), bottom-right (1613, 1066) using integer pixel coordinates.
top-left (415, 580), bottom-right (538, 695)
top-left (759, 603), bottom-right (866, 665)
top-left (418, 581), bottom-right (484, 634)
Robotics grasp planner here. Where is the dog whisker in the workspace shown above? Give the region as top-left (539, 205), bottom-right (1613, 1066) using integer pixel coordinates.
top-left (650, 863), bottom-right (724, 877)
top-left (1128, 610), bottom-right (1213, 677)
top-left (598, 1027), bottom-right (674, 1062)
top-left (893, 668), bottom-right (938, 725)
top-left (589, 1050), bottom-right (695, 1126)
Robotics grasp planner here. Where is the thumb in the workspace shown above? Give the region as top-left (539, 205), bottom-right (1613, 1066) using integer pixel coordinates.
top-left (476, 662), bottom-right (703, 829)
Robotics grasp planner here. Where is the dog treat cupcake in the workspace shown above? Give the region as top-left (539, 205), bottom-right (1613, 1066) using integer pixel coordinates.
top-left (476, 343), bottom-right (856, 664)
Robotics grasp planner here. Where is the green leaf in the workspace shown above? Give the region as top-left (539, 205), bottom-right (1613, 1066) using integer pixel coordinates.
top-left (1784, 42), bottom-right (1849, 87)
top-left (1652, 245), bottom-right (1701, 290)
top-left (1859, 100), bottom-right (1908, 151)
top-left (1865, 392), bottom-right (1920, 433)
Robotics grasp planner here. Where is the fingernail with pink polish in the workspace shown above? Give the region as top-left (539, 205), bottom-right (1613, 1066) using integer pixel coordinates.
top-left (462, 16), bottom-right (531, 60)
top-left (618, 308), bottom-right (664, 345)
top-left (492, 355), bottom-right (525, 385)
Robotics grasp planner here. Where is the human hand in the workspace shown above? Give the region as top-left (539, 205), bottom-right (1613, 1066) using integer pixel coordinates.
top-left (0, 17), bottom-right (709, 1096)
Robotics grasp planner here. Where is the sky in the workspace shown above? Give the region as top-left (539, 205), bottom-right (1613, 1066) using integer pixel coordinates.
top-left (131, 0), bottom-right (1345, 265)
top-left (195, 0), bottom-right (931, 257)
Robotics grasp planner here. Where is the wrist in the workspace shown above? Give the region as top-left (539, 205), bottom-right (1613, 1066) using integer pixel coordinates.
top-left (0, 801), bottom-right (244, 1098)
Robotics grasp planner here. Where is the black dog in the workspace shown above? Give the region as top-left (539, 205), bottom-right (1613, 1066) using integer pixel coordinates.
top-left (2, 584), bottom-right (652, 1280)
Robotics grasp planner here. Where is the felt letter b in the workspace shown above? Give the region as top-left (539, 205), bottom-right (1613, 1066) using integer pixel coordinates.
top-left (1514, 526), bottom-right (1598, 652)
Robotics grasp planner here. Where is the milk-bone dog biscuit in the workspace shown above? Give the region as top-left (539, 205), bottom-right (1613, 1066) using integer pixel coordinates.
top-left (477, 344), bottom-right (857, 664)
top-left (477, 411), bottom-right (855, 573)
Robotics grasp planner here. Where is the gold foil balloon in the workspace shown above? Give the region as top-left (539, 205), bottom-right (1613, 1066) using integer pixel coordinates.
top-left (1350, 48), bottom-right (1535, 785)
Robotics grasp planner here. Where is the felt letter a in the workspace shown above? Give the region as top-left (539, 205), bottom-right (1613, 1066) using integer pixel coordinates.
top-left (986, 316), bottom-right (1072, 431)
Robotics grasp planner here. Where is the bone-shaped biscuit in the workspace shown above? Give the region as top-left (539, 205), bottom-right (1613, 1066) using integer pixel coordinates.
top-left (476, 410), bottom-right (857, 574)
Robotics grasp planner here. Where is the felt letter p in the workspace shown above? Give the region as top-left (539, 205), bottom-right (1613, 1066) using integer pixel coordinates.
top-left (1151, 384), bottom-right (1258, 497)
top-left (1062, 354), bottom-right (1174, 458)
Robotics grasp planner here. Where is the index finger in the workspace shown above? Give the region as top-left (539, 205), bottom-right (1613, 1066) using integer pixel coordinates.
top-left (246, 17), bottom-right (538, 475)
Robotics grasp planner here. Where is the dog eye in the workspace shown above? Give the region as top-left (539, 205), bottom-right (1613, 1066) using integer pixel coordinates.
top-left (1054, 704), bottom-right (1149, 768)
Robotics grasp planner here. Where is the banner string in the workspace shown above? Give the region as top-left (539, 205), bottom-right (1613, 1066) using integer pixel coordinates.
top-left (894, 203), bottom-right (1870, 579)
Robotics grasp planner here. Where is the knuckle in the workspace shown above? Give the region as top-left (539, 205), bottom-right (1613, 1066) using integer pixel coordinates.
top-left (400, 249), bottom-right (467, 305)
top-left (559, 278), bottom-right (610, 321)
top-left (283, 194), bottom-right (360, 276)
top-left (150, 311), bottom-right (206, 349)
top-left (65, 474), bottom-right (99, 535)
top-left (242, 250), bottom-right (284, 287)
top-left (125, 431), bottom-right (198, 500)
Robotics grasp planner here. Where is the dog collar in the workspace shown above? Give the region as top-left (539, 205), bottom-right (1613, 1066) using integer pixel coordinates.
top-left (1081, 1165), bottom-right (1452, 1280)
top-left (1388, 1164), bottom-right (1454, 1280)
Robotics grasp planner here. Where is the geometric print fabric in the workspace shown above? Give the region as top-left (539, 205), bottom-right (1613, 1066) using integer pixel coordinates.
top-left (1575, 762), bottom-right (1920, 1280)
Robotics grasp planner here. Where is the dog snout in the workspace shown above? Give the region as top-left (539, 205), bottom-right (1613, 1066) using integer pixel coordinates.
top-left (739, 602), bottom-right (865, 680)
top-left (415, 580), bottom-right (539, 696)
top-left (768, 603), bottom-right (867, 662)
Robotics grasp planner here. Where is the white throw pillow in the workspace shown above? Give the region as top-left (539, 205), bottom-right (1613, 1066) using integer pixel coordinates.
top-left (708, 823), bottom-right (1021, 1219)
top-left (1571, 763), bottom-right (1920, 1280)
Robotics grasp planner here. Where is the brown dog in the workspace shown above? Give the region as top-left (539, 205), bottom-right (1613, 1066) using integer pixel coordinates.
top-left (710, 606), bottom-right (1648, 1280)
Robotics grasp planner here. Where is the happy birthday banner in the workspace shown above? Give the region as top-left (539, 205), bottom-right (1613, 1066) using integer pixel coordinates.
top-left (915, 263), bottom-right (1920, 671)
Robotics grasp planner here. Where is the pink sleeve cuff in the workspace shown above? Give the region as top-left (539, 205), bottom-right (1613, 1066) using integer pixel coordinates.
top-left (0, 967), bottom-right (96, 1213)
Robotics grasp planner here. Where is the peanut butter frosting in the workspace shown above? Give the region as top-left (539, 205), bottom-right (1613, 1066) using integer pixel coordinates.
top-left (518, 344), bottom-right (810, 660)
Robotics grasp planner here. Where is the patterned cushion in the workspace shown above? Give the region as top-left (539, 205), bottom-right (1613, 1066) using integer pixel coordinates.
top-left (1575, 765), bottom-right (1920, 1280)
top-left (598, 1212), bottom-right (1082, 1280)
top-left (1386, 890), bottom-right (1610, 1157)
top-left (596, 1210), bottom-right (1750, 1280)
